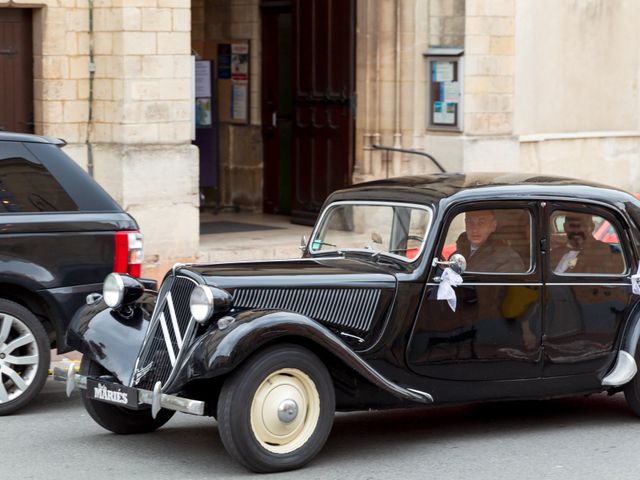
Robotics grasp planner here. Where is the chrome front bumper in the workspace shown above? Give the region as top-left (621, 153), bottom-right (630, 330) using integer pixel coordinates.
top-left (53, 364), bottom-right (205, 418)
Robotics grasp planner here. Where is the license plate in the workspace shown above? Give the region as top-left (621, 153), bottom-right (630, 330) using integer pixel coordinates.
top-left (86, 378), bottom-right (139, 408)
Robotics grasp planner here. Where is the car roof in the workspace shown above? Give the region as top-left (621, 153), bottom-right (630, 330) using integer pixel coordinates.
top-left (0, 131), bottom-right (66, 145)
top-left (327, 172), bottom-right (638, 208)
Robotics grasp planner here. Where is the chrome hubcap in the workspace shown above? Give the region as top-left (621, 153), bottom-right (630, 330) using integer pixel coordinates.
top-left (277, 399), bottom-right (299, 423)
top-left (0, 314), bottom-right (40, 403)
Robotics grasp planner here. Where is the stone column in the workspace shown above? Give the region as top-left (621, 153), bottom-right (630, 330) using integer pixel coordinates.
top-left (463, 0), bottom-right (518, 171)
top-left (30, 0), bottom-right (200, 278)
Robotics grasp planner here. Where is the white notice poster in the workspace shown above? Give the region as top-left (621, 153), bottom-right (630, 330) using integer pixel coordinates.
top-left (443, 81), bottom-right (460, 102)
top-left (195, 61), bottom-right (211, 98)
top-left (231, 84), bottom-right (248, 121)
top-left (434, 62), bottom-right (454, 82)
top-left (433, 101), bottom-right (455, 125)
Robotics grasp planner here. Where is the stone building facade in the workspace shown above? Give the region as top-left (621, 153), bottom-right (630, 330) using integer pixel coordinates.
top-left (2, 0), bottom-right (639, 273)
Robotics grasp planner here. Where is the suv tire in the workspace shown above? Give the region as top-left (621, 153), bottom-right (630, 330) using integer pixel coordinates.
top-left (0, 299), bottom-right (50, 415)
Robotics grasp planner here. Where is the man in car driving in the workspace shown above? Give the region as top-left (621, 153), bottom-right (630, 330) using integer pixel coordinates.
top-left (455, 210), bottom-right (525, 273)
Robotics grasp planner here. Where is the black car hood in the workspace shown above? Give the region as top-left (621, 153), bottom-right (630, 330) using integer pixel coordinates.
top-left (182, 257), bottom-right (397, 290)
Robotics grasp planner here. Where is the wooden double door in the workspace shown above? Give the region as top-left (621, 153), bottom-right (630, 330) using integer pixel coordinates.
top-left (0, 9), bottom-right (33, 134)
top-left (261, 0), bottom-right (355, 224)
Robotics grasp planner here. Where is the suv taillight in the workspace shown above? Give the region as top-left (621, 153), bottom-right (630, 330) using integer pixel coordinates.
top-left (114, 231), bottom-right (143, 278)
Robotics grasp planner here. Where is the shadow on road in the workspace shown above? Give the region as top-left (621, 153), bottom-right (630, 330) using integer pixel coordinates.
top-left (17, 379), bottom-right (637, 478)
top-left (320, 393), bottom-right (634, 463)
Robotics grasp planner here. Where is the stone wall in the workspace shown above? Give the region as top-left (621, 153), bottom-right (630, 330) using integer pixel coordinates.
top-left (515, 0), bottom-right (640, 134)
top-left (429, 0), bottom-right (465, 47)
top-left (464, 0), bottom-right (515, 136)
top-left (519, 133), bottom-right (640, 192)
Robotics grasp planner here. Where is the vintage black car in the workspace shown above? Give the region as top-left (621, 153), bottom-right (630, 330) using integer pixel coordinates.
top-left (57, 173), bottom-right (640, 472)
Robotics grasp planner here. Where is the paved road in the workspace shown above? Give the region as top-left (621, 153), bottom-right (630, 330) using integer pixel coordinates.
top-left (5, 378), bottom-right (640, 479)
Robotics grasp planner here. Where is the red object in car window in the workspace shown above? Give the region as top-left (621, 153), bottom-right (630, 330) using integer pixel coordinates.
top-left (406, 248), bottom-right (419, 259)
top-left (441, 243), bottom-right (456, 260)
top-left (593, 221), bottom-right (618, 244)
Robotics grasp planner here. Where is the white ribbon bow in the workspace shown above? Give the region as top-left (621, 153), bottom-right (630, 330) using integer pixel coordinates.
top-left (437, 267), bottom-right (463, 312)
top-left (632, 262), bottom-right (640, 295)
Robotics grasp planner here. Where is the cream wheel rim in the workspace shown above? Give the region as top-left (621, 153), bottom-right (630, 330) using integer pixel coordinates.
top-left (250, 368), bottom-right (320, 454)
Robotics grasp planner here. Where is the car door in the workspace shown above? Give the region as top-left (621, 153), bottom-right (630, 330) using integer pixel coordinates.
top-left (542, 202), bottom-right (633, 377)
top-left (408, 201), bottom-right (543, 381)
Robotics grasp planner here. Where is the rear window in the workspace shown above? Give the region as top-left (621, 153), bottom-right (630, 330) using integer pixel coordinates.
top-left (0, 147), bottom-right (78, 212)
top-left (24, 142), bottom-right (122, 212)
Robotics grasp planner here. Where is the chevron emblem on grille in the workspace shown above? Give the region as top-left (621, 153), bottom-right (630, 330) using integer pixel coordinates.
top-left (131, 275), bottom-right (197, 390)
top-left (158, 292), bottom-right (183, 367)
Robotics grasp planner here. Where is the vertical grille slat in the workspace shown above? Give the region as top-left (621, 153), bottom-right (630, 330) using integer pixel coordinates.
top-left (309, 289), bottom-right (322, 319)
top-left (344, 291), bottom-right (358, 329)
top-left (362, 289), bottom-right (380, 331)
top-left (131, 275), bottom-right (197, 390)
top-left (232, 286), bottom-right (383, 335)
top-left (333, 290), bottom-right (349, 325)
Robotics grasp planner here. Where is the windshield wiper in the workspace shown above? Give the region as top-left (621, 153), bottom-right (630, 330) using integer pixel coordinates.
top-left (355, 249), bottom-right (407, 268)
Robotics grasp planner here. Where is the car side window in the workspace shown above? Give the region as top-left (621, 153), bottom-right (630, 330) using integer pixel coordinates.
top-left (549, 210), bottom-right (625, 275)
top-left (441, 208), bottom-right (531, 273)
top-left (0, 156), bottom-right (78, 212)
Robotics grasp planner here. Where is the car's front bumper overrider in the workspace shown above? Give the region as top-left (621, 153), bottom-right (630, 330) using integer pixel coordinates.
top-left (53, 364), bottom-right (205, 418)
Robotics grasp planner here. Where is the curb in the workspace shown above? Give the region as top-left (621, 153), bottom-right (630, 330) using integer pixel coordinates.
top-left (48, 359), bottom-right (81, 376)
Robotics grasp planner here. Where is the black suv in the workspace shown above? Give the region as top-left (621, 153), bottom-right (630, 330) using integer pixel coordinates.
top-left (0, 132), bottom-right (145, 414)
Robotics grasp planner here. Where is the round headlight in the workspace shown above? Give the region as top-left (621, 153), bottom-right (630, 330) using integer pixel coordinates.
top-left (190, 285), bottom-right (215, 323)
top-left (103, 273), bottom-right (125, 308)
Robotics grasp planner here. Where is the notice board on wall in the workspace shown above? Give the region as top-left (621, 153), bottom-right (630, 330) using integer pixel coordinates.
top-left (217, 41), bottom-right (250, 124)
top-left (424, 47), bottom-right (464, 132)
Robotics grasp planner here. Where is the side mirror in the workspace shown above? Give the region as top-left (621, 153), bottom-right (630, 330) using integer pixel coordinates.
top-left (299, 235), bottom-right (307, 252)
top-left (432, 253), bottom-right (467, 274)
top-left (448, 253), bottom-right (467, 274)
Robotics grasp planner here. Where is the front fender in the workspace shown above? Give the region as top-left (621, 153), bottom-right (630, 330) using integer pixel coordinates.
top-left (170, 309), bottom-right (432, 404)
top-left (66, 291), bottom-right (157, 385)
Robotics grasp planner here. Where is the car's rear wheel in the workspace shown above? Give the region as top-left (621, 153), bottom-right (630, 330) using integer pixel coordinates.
top-left (80, 356), bottom-right (174, 434)
top-left (217, 344), bottom-right (335, 473)
top-left (0, 299), bottom-right (50, 416)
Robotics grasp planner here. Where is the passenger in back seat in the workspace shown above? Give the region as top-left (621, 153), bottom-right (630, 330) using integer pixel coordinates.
top-left (552, 214), bottom-right (624, 274)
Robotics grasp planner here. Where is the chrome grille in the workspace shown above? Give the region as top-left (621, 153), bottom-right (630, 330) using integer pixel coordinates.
top-left (131, 275), bottom-right (197, 390)
top-left (233, 288), bottom-right (381, 333)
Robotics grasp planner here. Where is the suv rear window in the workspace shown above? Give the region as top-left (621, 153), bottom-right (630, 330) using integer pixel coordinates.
top-left (23, 141), bottom-right (122, 212)
top-left (0, 156), bottom-right (77, 212)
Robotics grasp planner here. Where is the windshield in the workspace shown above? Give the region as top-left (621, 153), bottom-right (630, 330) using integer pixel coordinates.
top-left (309, 202), bottom-right (432, 262)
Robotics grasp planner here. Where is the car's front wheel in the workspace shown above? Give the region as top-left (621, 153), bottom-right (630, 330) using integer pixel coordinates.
top-left (217, 344), bottom-right (335, 473)
top-left (0, 299), bottom-right (50, 415)
top-left (80, 357), bottom-right (174, 434)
